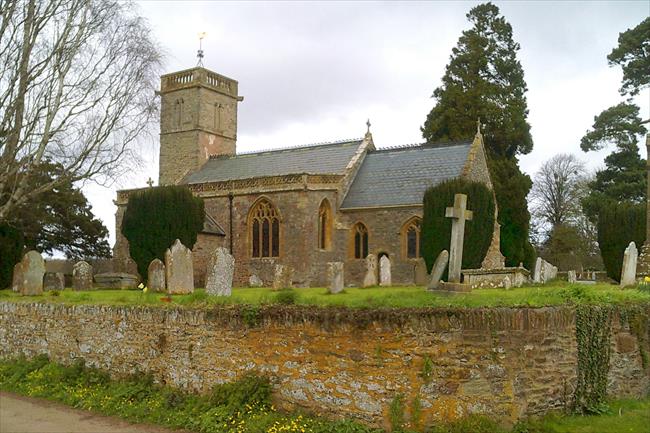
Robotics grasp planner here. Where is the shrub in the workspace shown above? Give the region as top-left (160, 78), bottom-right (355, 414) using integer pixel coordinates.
top-left (274, 289), bottom-right (297, 305)
top-left (421, 178), bottom-right (495, 274)
top-left (597, 202), bottom-right (645, 281)
top-left (121, 186), bottom-right (204, 281)
top-left (0, 224), bottom-right (24, 289)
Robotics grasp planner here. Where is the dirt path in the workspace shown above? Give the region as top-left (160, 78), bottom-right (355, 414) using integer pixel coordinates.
top-left (0, 392), bottom-right (193, 433)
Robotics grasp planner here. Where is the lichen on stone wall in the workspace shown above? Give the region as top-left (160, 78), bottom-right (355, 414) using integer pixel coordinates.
top-left (0, 301), bottom-right (648, 428)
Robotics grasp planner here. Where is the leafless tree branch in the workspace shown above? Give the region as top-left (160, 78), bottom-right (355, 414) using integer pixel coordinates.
top-left (0, 0), bottom-right (161, 221)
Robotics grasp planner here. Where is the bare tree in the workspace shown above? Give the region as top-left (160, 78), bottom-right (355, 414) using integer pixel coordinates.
top-left (530, 153), bottom-right (586, 234)
top-left (0, 0), bottom-right (161, 221)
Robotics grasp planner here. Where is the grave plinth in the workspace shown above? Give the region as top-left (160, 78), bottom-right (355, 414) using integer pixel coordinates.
top-left (462, 266), bottom-right (530, 289)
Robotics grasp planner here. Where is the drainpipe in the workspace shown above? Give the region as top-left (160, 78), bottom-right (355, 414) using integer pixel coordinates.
top-left (228, 192), bottom-right (234, 254)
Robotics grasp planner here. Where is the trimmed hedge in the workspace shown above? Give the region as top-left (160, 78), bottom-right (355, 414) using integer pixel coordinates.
top-left (597, 202), bottom-right (645, 281)
top-left (121, 186), bottom-right (204, 281)
top-left (421, 178), bottom-right (495, 275)
top-left (0, 225), bottom-right (24, 289)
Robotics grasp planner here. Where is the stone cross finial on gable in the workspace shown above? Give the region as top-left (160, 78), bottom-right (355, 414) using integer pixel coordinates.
top-left (146, 177), bottom-right (154, 187)
top-left (366, 118), bottom-right (371, 134)
top-left (476, 117), bottom-right (482, 135)
top-left (445, 193), bottom-right (473, 283)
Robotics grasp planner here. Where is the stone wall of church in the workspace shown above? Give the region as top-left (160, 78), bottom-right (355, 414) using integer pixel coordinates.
top-left (338, 207), bottom-right (424, 286)
top-left (2, 302), bottom-right (648, 429)
top-left (199, 188), bottom-right (341, 287)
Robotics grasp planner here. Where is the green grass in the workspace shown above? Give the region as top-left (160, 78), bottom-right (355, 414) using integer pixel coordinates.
top-left (512, 399), bottom-right (650, 433)
top-left (1, 356), bottom-right (648, 433)
top-left (0, 282), bottom-right (649, 309)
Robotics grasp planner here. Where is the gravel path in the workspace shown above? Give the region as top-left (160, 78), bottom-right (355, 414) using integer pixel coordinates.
top-left (0, 392), bottom-right (193, 433)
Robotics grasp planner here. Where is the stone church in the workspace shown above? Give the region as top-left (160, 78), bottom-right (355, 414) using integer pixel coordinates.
top-left (114, 66), bottom-right (495, 287)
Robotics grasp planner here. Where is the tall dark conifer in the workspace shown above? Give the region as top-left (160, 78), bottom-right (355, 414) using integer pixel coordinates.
top-left (421, 2), bottom-right (534, 267)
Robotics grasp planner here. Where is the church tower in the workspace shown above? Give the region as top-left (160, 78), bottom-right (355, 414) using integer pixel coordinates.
top-left (158, 67), bottom-right (243, 185)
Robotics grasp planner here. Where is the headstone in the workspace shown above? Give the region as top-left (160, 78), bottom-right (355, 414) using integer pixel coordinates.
top-left (427, 250), bottom-right (449, 291)
top-left (567, 270), bottom-right (577, 284)
top-left (327, 262), bottom-right (344, 294)
top-left (205, 247), bottom-right (235, 296)
top-left (445, 194), bottom-right (473, 283)
top-left (249, 274), bottom-right (263, 287)
top-left (19, 251), bottom-right (45, 295)
top-left (362, 254), bottom-right (378, 287)
top-left (43, 272), bottom-right (65, 291)
top-left (165, 239), bottom-right (194, 294)
top-left (11, 262), bottom-right (23, 292)
top-left (273, 264), bottom-right (293, 290)
top-left (72, 261), bottom-right (93, 291)
top-left (533, 257), bottom-right (543, 283)
top-left (620, 241), bottom-right (638, 288)
top-left (94, 272), bottom-right (139, 289)
top-left (379, 256), bottom-right (391, 286)
top-left (414, 258), bottom-right (428, 286)
top-left (147, 260), bottom-right (166, 292)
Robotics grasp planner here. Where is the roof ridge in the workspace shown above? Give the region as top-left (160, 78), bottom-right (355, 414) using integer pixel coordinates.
top-left (209, 137), bottom-right (364, 159)
top-left (372, 138), bottom-right (473, 153)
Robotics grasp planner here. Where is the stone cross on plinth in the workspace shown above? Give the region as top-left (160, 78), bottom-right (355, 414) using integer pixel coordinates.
top-left (445, 193), bottom-right (473, 283)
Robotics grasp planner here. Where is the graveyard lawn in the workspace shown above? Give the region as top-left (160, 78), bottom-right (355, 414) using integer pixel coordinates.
top-left (0, 282), bottom-right (648, 308)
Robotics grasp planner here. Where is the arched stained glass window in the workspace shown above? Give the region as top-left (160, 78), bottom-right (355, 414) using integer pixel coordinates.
top-left (249, 199), bottom-right (280, 258)
top-left (352, 222), bottom-right (369, 259)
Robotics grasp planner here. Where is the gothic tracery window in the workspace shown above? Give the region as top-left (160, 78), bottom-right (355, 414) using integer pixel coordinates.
top-left (250, 199), bottom-right (280, 258)
top-left (351, 222), bottom-right (369, 259)
top-left (318, 199), bottom-right (332, 250)
top-left (403, 217), bottom-right (421, 259)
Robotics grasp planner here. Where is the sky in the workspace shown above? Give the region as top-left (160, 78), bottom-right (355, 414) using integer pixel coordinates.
top-left (83, 0), bottom-right (650, 250)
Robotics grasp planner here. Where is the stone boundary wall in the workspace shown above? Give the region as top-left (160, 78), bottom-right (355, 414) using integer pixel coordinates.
top-left (0, 302), bottom-right (647, 429)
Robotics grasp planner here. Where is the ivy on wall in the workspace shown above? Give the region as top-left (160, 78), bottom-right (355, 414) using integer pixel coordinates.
top-left (573, 305), bottom-right (613, 415)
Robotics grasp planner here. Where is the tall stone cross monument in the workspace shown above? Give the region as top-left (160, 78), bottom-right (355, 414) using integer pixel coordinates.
top-left (637, 134), bottom-right (650, 277)
top-left (445, 193), bottom-right (473, 283)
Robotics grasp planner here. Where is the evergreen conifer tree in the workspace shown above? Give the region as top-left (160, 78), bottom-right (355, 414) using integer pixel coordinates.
top-left (421, 2), bottom-right (534, 267)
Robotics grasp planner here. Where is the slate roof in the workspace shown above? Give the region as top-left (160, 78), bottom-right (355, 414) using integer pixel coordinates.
top-left (340, 140), bottom-right (472, 209)
top-left (184, 139), bottom-right (363, 184)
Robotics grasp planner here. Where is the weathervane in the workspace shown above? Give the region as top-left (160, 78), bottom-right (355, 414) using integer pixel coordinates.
top-left (197, 32), bottom-right (207, 67)
top-left (366, 118), bottom-right (371, 134)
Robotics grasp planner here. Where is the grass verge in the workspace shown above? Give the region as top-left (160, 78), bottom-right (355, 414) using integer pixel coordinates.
top-left (1, 282), bottom-right (649, 309)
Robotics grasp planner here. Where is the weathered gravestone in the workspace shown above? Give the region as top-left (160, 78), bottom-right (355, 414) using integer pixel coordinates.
top-left (533, 257), bottom-right (543, 283)
top-left (414, 258), bottom-right (428, 286)
top-left (205, 247), bottom-right (235, 296)
top-left (249, 274), bottom-right (263, 287)
top-left (327, 262), bottom-right (344, 294)
top-left (19, 251), bottom-right (45, 296)
top-left (43, 272), bottom-right (65, 291)
top-left (362, 254), bottom-right (378, 287)
top-left (165, 239), bottom-right (194, 294)
top-left (147, 259), bottom-right (166, 292)
top-left (273, 264), bottom-right (293, 290)
top-left (544, 263), bottom-right (558, 282)
top-left (72, 261), bottom-right (93, 291)
top-left (427, 250), bottom-right (449, 291)
top-left (379, 256), bottom-right (391, 286)
top-left (620, 241), bottom-right (638, 288)
top-left (567, 270), bottom-right (577, 284)
top-left (11, 262), bottom-right (23, 292)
